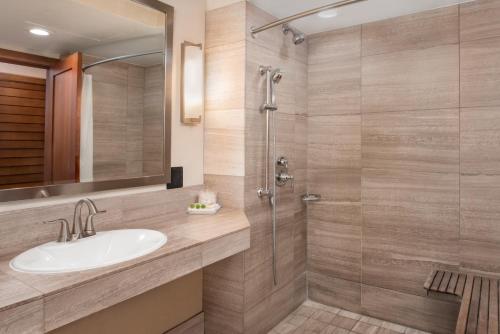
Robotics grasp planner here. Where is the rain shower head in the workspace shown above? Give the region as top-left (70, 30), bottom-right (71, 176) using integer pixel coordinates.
top-left (282, 24), bottom-right (305, 45)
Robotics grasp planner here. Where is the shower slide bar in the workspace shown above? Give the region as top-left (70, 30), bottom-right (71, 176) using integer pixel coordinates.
top-left (250, 0), bottom-right (367, 36)
top-left (257, 66), bottom-right (282, 287)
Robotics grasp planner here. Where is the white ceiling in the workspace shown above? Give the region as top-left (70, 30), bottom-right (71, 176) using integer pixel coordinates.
top-left (248, 0), bottom-right (474, 35)
top-left (0, 0), bottom-right (164, 67)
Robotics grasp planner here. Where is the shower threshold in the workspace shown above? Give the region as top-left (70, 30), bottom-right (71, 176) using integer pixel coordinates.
top-left (268, 300), bottom-right (430, 334)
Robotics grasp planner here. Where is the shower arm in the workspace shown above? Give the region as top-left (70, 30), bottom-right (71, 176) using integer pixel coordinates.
top-left (250, 0), bottom-right (367, 36)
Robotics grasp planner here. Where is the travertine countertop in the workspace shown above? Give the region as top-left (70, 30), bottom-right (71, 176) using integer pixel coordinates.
top-left (0, 208), bottom-right (250, 333)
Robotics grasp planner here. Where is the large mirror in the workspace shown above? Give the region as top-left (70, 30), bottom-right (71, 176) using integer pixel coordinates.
top-left (0, 0), bottom-right (173, 201)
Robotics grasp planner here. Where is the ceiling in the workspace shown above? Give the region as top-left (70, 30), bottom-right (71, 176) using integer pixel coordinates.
top-left (0, 0), bottom-right (165, 67)
top-left (248, 0), bottom-right (474, 35)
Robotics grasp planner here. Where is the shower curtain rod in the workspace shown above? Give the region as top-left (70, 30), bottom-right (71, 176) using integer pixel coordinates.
top-left (250, 0), bottom-right (367, 36)
top-left (82, 50), bottom-right (164, 71)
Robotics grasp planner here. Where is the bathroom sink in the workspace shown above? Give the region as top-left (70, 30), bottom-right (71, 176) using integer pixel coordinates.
top-left (10, 229), bottom-right (167, 274)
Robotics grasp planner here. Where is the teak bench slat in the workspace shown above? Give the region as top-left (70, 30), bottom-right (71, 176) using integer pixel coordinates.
top-left (424, 271), bottom-right (500, 334)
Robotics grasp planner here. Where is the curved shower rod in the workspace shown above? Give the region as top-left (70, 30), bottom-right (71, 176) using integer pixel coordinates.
top-left (82, 50), bottom-right (164, 72)
top-left (250, 0), bottom-right (368, 36)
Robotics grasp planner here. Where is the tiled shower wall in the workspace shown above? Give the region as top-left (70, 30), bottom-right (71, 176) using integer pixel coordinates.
top-left (203, 1), bottom-right (308, 333)
top-left (306, 1), bottom-right (500, 333)
top-left (84, 56), bottom-right (164, 180)
top-left (84, 56), bottom-right (146, 181)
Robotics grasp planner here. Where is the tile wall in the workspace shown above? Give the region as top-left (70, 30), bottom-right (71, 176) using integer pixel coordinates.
top-left (203, 1), bottom-right (308, 333)
top-left (306, 1), bottom-right (500, 333)
top-left (84, 56), bottom-right (164, 181)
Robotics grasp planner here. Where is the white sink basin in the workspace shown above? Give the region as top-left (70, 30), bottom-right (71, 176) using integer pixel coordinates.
top-left (10, 229), bottom-right (167, 274)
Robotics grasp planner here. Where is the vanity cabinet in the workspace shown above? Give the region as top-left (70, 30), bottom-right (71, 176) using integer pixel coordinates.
top-left (48, 270), bottom-right (203, 334)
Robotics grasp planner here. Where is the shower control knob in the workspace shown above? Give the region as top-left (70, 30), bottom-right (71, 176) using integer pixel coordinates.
top-left (276, 157), bottom-right (288, 168)
top-left (276, 172), bottom-right (294, 187)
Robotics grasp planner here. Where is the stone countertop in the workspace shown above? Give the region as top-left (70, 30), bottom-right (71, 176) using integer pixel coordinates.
top-left (0, 208), bottom-right (250, 333)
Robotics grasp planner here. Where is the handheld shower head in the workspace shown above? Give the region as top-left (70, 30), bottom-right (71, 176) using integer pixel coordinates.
top-left (271, 69), bottom-right (283, 83)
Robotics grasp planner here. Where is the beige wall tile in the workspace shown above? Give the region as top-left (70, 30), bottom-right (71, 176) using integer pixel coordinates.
top-left (461, 107), bottom-right (500, 174)
top-left (362, 45), bottom-right (459, 113)
top-left (362, 6), bottom-right (458, 57)
top-left (205, 108), bottom-right (245, 131)
top-left (205, 1), bottom-right (245, 49)
top-left (244, 274), bottom-right (305, 334)
top-left (307, 203), bottom-right (361, 282)
top-left (461, 174), bottom-right (500, 245)
top-left (308, 27), bottom-right (361, 116)
top-left (361, 285), bottom-right (459, 334)
top-left (308, 201), bottom-right (362, 227)
top-left (294, 116), bottom-right (308, 170)
top-left (294, 61), bottom-right (308, 115)
top-left (204, 128), bottom-right (245, 176)
top-left (461, 36), bottom-right (500, 108)
top-left (244, 223), bottom-right (295, 310)
top-left (308, 114), bottom-right (361, 170)
top-left (293, 211), bottom-right (307, 277)
top-left (203, 254), bottom-right (245, 334)
top-left (460, 239), bottom-right (500, 275)
top-left (460, 0), bottom-right (500, 42)
top-left (362, 109), bottom-right (459, 173)
top-left (362, 168), bottom-right (459, 295)
top-left (308, 26), bottom-right (361, 66)
top-left (205, 42), bottom-right (245, 111)
top-left (0, 202), bottom-right (76, 257)
top-left (307, 168), bottom-right (361, 202)
top-left (308, 271), bottom-right (361, 313)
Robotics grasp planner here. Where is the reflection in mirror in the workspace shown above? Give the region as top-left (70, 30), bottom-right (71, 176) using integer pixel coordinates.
top-left (0, 0), bottom-right (170, 195)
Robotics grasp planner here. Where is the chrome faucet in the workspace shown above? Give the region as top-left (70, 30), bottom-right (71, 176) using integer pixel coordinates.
top-left (71, 199), bottom-right (106, 240)
top-left (44, 199), bottom-right (106, 243)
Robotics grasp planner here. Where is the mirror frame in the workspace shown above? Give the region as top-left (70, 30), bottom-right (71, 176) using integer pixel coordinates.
top-left (0, 0), bottom-right (174, 202)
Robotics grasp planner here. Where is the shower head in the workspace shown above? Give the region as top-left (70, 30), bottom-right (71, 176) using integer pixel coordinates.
top-left (293, 33), bottom-right (305, 45)
top-left (271, 69), bottom-right (283, 83)
top-left (282, 24), bottom-right (306, 45)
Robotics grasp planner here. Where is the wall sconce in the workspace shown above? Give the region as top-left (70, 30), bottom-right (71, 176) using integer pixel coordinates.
top-left (181, 41), bottom-right (203, 124)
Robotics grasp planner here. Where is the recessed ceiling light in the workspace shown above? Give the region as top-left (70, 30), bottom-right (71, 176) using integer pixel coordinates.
top-left (318, 9), bottom-right (338, 18)
top-left (29, 28), bottom-right (50, 36)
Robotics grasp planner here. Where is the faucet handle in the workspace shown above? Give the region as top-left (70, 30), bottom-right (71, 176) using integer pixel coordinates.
top-left (84, 209), bottom-right (106, 237)
top-left (277, 157), bottom-right (288, 169)
top-left (43, 219), bottom-right (71, 243)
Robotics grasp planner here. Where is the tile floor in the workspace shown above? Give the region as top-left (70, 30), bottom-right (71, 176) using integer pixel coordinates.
top-left (268, 300), bottom-right (431, 334)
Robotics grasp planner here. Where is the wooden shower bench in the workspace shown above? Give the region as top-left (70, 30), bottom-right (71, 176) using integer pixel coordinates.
top-left (424, 270), bottom-right (499, 334)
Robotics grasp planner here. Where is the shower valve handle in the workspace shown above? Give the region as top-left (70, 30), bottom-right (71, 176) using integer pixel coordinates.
top-left (276, 172), bottom-right (294, 189)
top-left (277, 157), bottom-right (288, 169)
